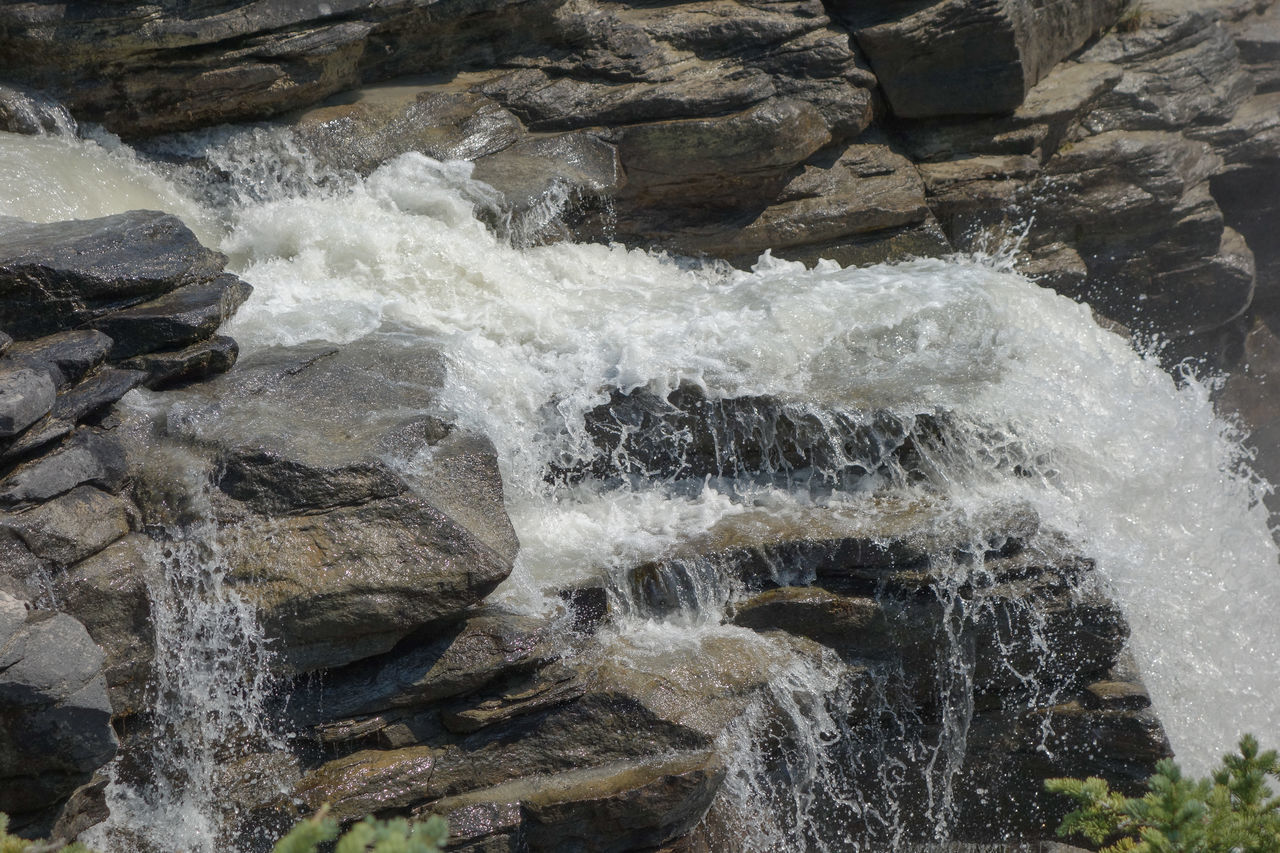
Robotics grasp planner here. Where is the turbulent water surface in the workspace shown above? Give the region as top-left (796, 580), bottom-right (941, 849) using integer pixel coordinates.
top-left (2, 127), bottom-right (1278, 850)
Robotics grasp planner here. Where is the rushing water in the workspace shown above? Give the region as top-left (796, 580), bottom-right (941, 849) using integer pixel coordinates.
top-left (2, 125), bottom-right (1279, 848)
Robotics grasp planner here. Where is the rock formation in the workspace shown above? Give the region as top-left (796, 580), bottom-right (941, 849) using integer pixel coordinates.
top-left (1, 0), bottom-right (1278, 848)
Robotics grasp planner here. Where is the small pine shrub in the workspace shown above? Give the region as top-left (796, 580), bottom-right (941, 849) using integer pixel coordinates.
top-left (1047, 734), bottom-right (1280, 852)
top-left (272, 805), bottom-right (448, 853)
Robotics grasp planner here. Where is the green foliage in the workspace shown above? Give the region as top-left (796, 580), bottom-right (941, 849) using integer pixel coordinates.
top-left (1048, 735), bottom-right (1280, 853)
top-left (272, 805), bottom-right (448, 853)
top-left (0, 804), bottom-right (445, 853)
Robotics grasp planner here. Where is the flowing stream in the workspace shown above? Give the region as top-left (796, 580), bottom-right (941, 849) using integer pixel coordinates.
top-left (2, 125), bottom-right (1279, 850)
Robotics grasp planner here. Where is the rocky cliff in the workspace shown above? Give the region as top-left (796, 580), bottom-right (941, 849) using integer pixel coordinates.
top-left (0, 0), bottom-right (1277, 850)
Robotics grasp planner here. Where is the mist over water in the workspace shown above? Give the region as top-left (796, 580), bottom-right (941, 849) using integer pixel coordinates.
top-left (2, 126), bottom-right (1277, 847)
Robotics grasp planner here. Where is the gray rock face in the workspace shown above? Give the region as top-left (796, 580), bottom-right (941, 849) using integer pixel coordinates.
top-left (95, 274), bottom-right (253, 360)
top-left (0, 486), bottom-right (136, 568)
top-left (140, 333), bottom-right (519, 672)
top-left (0, 430), bottom-right (128, 506)
top-left (848, 0), bottom-right (1125, 118)
top-left (0, 212), bottom-right (226, 340)
top-left (0, 593), bottom-right (117, 831)
top-left (4, 331), bottom-right (113, 389)
top-left (0, 368), bottom-right (56, 438)
top-left (119, 335), bottom-right (240, 390)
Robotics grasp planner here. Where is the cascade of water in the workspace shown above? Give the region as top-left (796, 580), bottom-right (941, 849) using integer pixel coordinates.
top-left (83, 482), bottom-right (281, 853)
top-left (1, 126), bottom-right (1277, 848)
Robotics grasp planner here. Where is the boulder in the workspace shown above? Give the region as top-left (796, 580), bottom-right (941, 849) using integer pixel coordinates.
top-left (424, 753), bottom-right (725, 853)
top-left (291, 611), bottom-right (556, 724)
top-left (0, 486), bottom-right (136, 568)
top-left (614, 98), bottom-right (831, 215)
top-left (0, 367), bottom-right (56, 438)
top-left (52, 535), bottom-right (157, 717)
top-left (663, 140), bottom-right (934, 263)
top-left (0, 211), bottom-right (226, 339)
top-left (290, 89), bottom-right (526, 176)
top-left (894, 61), bottom-right (1123, 163)
top-left (3, 331), bottom-right (113, 389)
top-left (568, 381), bottom-right (936, 484)
top-left (0, 430), bottom-right (128, 506)
top-left (94, 274), bottom-right (252, 359)
top-left (146, 333), bottom-right (518, 671)
top-left (119, 335), bottom-right (240, 390)
top-left (0, 593), bottom-right (117, 832)
top-left (846, 0), bottom-right (1125, 118)
top-left (1231, 2), bottom-right (1280, 92)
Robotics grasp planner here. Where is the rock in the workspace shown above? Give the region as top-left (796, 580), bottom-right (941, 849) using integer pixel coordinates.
top-left (423, 753), bottom-right (725, 853)
top-left (0, 332), bottom-right (10, 356)
top-left (218, 491), bottom-right (515, 673)
top-left (918, 154), bottom-right (1041, 246)
top-left (614, 98), bottom-right (831, 215)
top-left (0, 486), bottom-right (136, 567)
top-left (48, 774), bottom-right (110, 845)
top-left (161, 338), bottom-right (440, 514)
top-left (1030, 130), bottom-right (1243, 334)
top-left (0, 531), bottom-right (54, 605)
top-left (569, 381), bottom-right (933, 484)
top-left (0, 83), bottom-right (76, 136)
top-left (291, 90), bottom-right (526, 176)
top-left (292, 612), bottom-right (556, 724)
top-left (664, 140), bottom-right (933, 263)
top-left (52, 368), bottom-right (147, 424)
top-left (847, 0), bottom-right (1124, 118)
top-left (895, 61), bottom-right (1123, 163)
top-left (0, 593), bottom-right (117, 831)
top-left (475, 65), bottom-right (776, 132)
top-left (470, 133), bottom-right (624, 242)
top-left (0, 211), bottom-right (226, 339)
top-left (119, 335), bottom-right (239, 390)
top-left (94, 274), bottom-right (252, 359)
top-left (0, 367), bottom-right (56, 438)
top-left (51, 535), bottom-right (156, 717)
top-left (0, 430), bottom-right (128, 506)
top-left (145, 333), bottom-right (518, 671)
top-left (3, 331), bottom-right (113, 389)
top-left (1077, 0), bottom-right (1255, 134)
top-left (1231, 2), bottom-right (1280, 92)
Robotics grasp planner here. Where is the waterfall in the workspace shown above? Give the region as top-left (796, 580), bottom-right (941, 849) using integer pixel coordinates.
top-left (1, 124), bottom-right (1277, 848)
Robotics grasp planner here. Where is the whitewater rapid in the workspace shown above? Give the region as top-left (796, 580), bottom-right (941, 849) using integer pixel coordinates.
top-left (2, 123), bottom-right (1277, 797)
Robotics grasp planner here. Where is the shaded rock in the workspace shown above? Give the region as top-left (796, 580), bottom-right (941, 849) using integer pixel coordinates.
top-left (423, 753), bottom-right (725, 853)
top-left (119, 335), bottom-right (240, 390)
top-left (0, 486), bottom-right (136, 567)
top-left (0, 332), bottom-right (9, 356)
top-left (476, 65), bottom-right (776, 131)
top-left (0, 211), bottom-right (226, 339)
top-left (0, 430), bottom-right (128, 506)
top-left (615, 98), bottom-right (831, 214)
top-left (730, 586), bottom-right (896, 660)
top-left (918, 154), bottom-right (1040, 246)
top-left (4, 331), bottom-right (113, 389)
top-left (1078, 0), bottom-right (1255, 133)
top-left (0, 593), bottom-right (117, 830)
top-left (0, 368), bottom-right (56, 438)
top-left (847, 0), bottom-right (1124, 118)
top-left (442, 663), bottom-right (586, 735)
top-left (292, 611), bottom-right (556, 724)
top-left (51, 368), bottom-right (147, 425)
top-left (95, 274), bottom-right (252, 360)
top-left (49, 774), bottom-right (109, 846)
top-left (668, 141), bottom-right (932, 262)
top-left (895, 62), bottom-right (1123, 163)
top-left (52, 534), bottom-right (156, 717)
